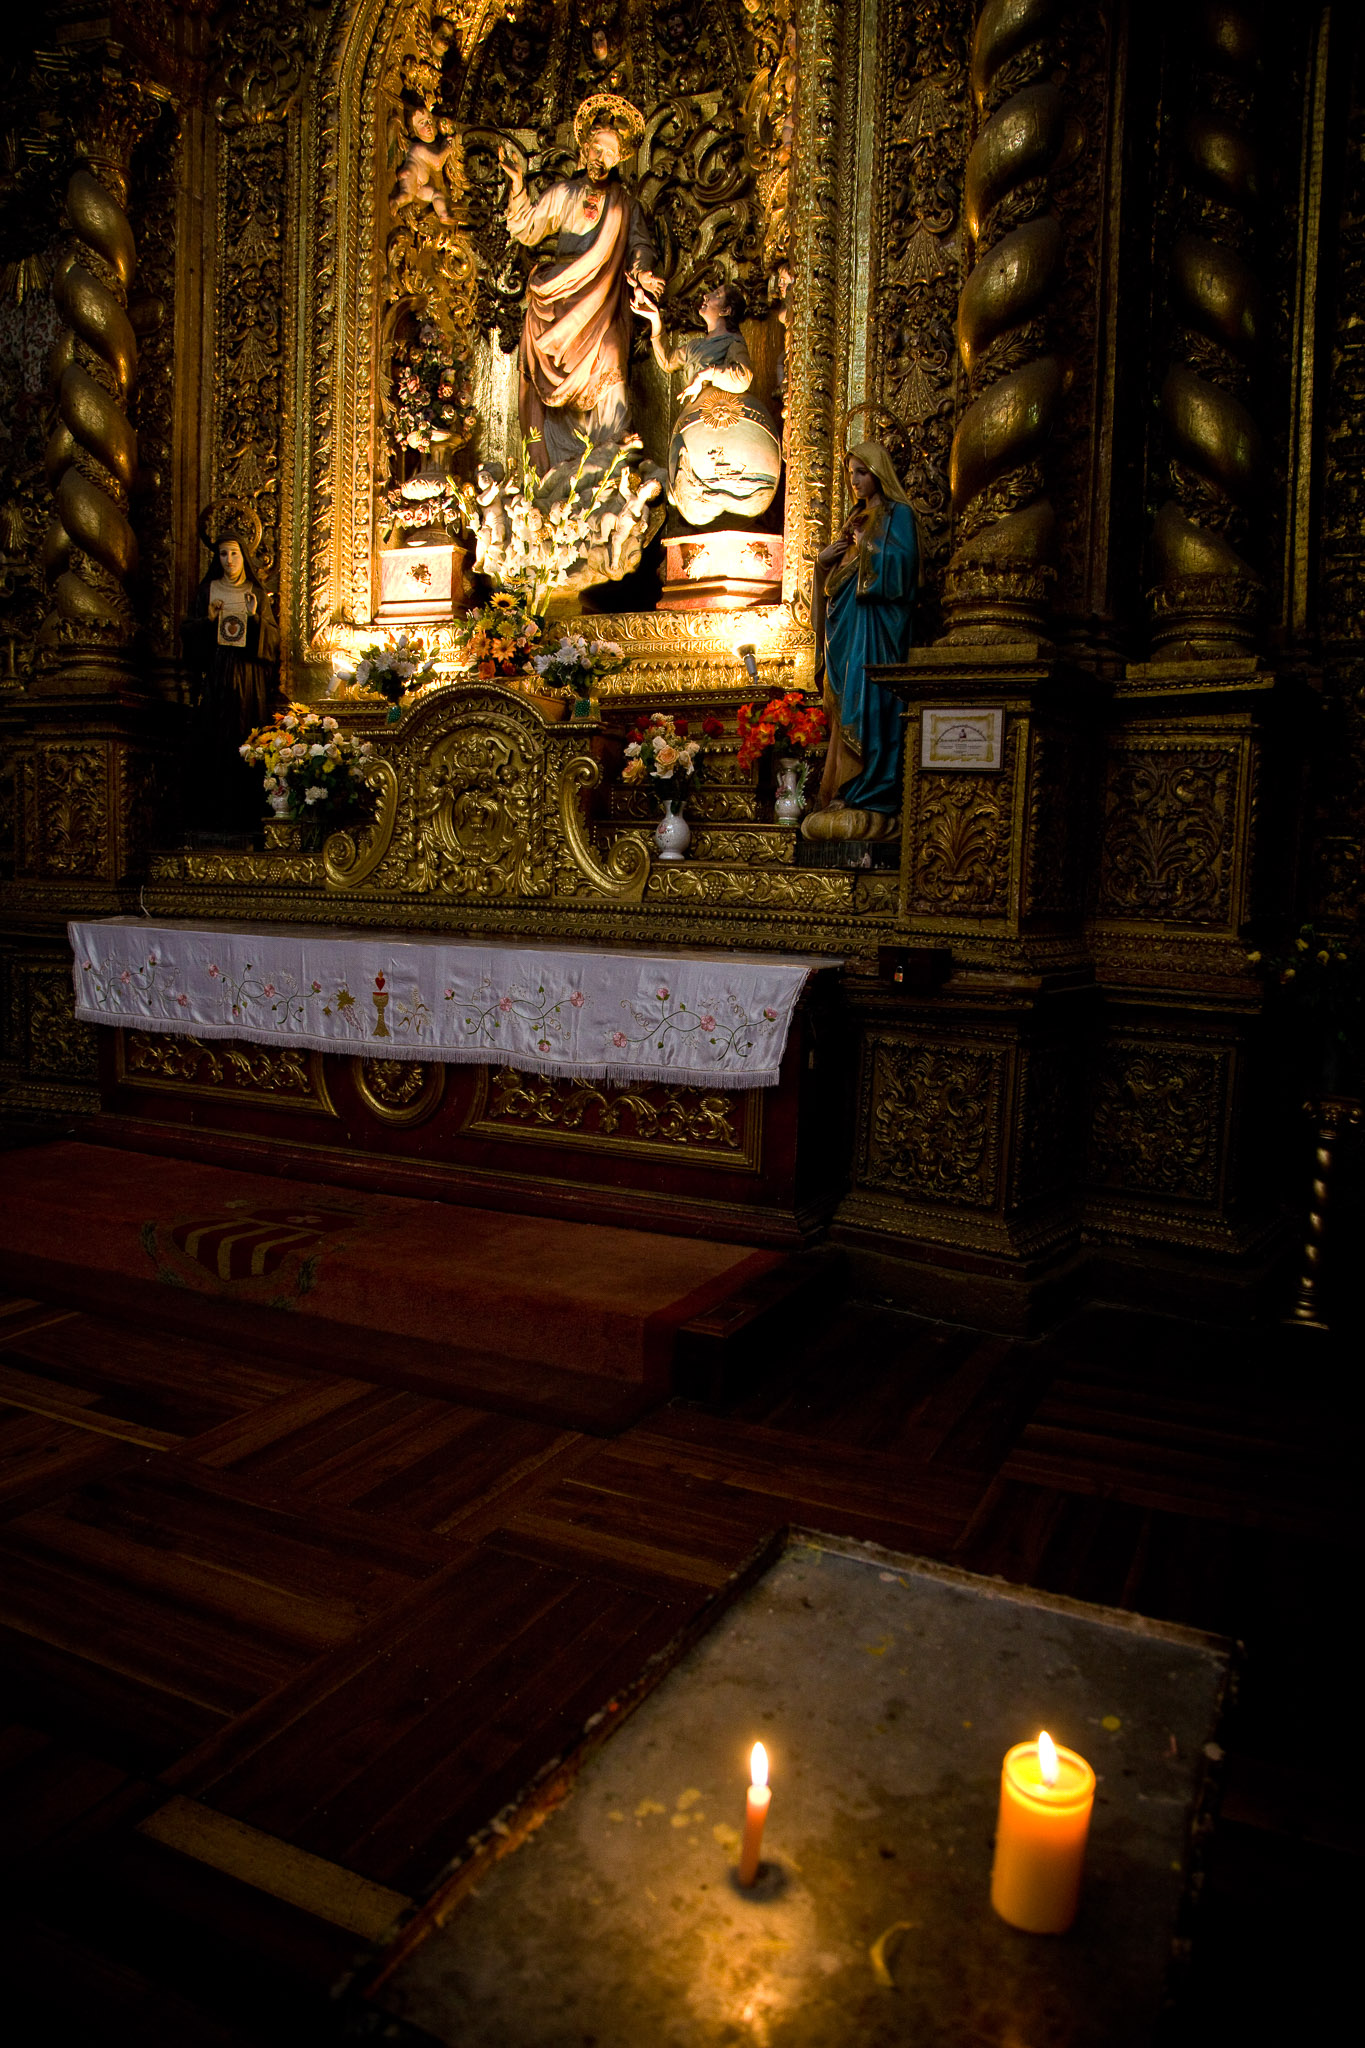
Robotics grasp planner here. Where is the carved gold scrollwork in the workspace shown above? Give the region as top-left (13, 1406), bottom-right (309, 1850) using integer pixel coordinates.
top-left (1089, 1042), bottom-right (1227, 1202)
top-left (868, 1), bottom-right (970, 573)
top-left (860, 1036), bottom-right (1003, 1206)
top-left (352, 1056), bottom-right (446, 1125)
top-left (119, 1029), bottom-right (336, 1114)
top-left (911, 774), bottom-right (1012, 913)
top-left (31, 744), bottom-right (109, 877)
top-left (1097, 747), bottom-right (1236, 924)
top-left (25, 965), bottom-right (98, 1081)
top-left (468, 1064), bottom-right (757, 1167)
top-left (423, 727), bottom-right (547, 896)
top-left (325, 758), bottom-right (400, 889)
top-left (558, 756), bottom-right (650, 904)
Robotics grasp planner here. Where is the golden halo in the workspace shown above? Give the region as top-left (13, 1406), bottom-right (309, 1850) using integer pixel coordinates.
top-left (197, 497), bottom-right (264, 558)
top-left (573, 92), bottom-right (646, 163)
top-left (837, 401), bottom-right (908, 463)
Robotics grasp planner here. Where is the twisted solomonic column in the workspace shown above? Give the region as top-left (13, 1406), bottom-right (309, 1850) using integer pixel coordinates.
top-left (1149, 3), bottom-right (1265, 657)
top-left (943, 0), bottom-right (1067, 641)
top-left (42, 140), bottom-right (144, 642)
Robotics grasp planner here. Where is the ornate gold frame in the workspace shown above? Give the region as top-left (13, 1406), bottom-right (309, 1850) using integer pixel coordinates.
top-left (463, 1065), bottom-right (764, 1171)
top-left (292, 0), bottom-right (850, 691)
top-left (352, 1054), bottom-right (447, 1124)
top-left (114, 1030), bottom-right (339, 1115)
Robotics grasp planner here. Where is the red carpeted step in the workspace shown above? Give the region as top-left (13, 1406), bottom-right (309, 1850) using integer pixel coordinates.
top-left (0, 1142), bottom-right (786, 1430)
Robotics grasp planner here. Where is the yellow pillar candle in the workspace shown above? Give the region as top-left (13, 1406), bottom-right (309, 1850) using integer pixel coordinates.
top-left (990, 1731), bottom-right (1095, 1933)
top-left (737, 1742), bottom-right (771, 1887)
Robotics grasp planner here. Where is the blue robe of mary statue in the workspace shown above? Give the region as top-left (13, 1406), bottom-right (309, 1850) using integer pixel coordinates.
top-left (823, 497), bottom-right (918, 813)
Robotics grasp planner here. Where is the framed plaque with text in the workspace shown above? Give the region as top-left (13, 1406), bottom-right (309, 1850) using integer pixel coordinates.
top-left (921, 707), bottom-right (1005, 771)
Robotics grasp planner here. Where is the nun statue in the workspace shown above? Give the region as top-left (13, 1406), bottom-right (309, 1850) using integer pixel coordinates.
top-left (182, 530), bottom-right (281, 830)
top-left (801, 442), bottom-right (918, 843)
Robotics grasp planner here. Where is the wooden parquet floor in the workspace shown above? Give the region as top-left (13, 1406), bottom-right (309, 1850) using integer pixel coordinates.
top-left (0, 1284), bottom-right (1354, 2045)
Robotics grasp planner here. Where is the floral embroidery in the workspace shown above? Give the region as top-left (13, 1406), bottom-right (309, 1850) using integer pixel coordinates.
top-left (455, 978), bottom-right (572, 1049)
top-left (80, 953), bottom-right (185, 1018)
top-left (616, 987), bottom-right (759, 1065)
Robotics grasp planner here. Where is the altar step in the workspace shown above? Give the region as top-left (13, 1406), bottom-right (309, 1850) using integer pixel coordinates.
top-left (0, 1140), bottom-right (837, 1434)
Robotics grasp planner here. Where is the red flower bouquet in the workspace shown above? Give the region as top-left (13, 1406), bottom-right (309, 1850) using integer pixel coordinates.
top-left (737, 693), bottom-right (829, 775)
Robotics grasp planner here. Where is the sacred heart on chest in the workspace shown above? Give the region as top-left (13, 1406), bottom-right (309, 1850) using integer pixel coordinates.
top-left (141, 1199), bottom-right (363, 1303)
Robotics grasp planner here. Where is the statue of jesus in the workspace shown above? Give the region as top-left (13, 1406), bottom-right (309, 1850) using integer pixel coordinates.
top-left (499, 94), bottom-right (663, 476)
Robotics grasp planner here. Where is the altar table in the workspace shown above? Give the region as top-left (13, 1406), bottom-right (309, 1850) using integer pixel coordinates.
top-left (70, 918), bottom-right (830, 1090)
top-left (73, 919), bottom-right (845, 1248)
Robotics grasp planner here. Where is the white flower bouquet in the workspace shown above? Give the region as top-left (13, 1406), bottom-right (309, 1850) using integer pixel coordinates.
top-left (457, 437), bottom-right (631, 616)
top-left (530, 630), bottom-right (626, 715)
top-left (239, 703), bottom-right (376, 845)
top-left (332, 631), bottom-right (437, 722)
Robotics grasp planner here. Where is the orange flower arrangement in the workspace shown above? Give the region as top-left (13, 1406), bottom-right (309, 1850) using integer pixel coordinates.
top-left (737, 692), bottom-right (830, 775)
top-left (451, 590), bottom-right (542, 684)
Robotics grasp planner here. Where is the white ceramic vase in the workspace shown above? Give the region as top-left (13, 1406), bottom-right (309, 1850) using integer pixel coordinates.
top-left (773, 756), bottom-right (805, 825)
top-left (654, 797), bottom-right (691, 862)
top-left (267, 788), bottom-right (295, 821)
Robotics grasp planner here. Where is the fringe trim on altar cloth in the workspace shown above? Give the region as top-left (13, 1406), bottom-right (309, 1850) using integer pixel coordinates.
top-left (70, 1012), bottom-right (787, 1090)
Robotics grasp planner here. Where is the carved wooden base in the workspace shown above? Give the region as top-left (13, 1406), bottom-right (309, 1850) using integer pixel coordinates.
top-left (93, 996), bottom-right (842, 1248)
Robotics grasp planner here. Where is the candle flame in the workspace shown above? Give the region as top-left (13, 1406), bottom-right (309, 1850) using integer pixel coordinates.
top-left (750, 1742), bottom-right (768, 1789)
top-left (1038, 1731), bottom-right (1059, 1785)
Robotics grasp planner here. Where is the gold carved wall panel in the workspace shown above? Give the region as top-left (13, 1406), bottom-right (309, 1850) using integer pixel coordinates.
top-left (466, 1065), bottom-right (761, 1170)
top-left (863, 0), bottom-right (971, 590)
top-left (1088, 1038), bottom-right (1230, 1206)
top-left (353, 1056), bottom-right (446, 1125)
top-left (906, 744), bottom-right (1017, 918)
top-left (212, 0), bottom-right (309, 603)
top-left (858, 1033), bottom-right (1004, 1209)
top-left (1096, 741), bottom-right (1240, 926)
top-left (118, 1030), bottom-right (337, 1113)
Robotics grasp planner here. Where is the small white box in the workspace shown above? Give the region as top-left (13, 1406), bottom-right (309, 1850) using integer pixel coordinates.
top-left (377, 543), bottom-right (457, 622)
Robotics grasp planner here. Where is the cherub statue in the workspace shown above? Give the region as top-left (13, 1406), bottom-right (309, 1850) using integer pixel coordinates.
top-left (390, 103), bottom-right (457, 225)
top-left (599, 471), bottom-right (662, 576)
top-left (472, 460), bottom-right (509, 575)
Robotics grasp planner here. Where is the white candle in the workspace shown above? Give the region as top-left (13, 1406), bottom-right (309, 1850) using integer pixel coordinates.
top-left (737, 1742), bottom-right (771, 1886)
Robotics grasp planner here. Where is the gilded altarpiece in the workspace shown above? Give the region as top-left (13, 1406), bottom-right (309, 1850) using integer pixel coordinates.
top-left (1, 0), bottom-right (1362, 1328)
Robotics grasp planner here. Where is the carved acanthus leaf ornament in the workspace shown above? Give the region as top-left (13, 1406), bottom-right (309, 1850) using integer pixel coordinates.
top-left (1097, 747), bottom-right (1236, 924)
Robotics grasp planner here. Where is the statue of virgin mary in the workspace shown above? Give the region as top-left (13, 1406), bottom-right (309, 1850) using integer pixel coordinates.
top-left (802, 442), bottom-right (919, 842)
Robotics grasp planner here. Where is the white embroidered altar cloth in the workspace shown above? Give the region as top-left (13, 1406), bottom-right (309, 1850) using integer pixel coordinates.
top-left (69, 918), bottom-right (829, 1089)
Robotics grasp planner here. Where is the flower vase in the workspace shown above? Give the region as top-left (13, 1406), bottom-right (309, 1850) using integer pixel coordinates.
top-left (267, 788), bottom-right (295, 822)
top-left (773, 756), bottom-right (805, 825)
top-left (654, 797), bottom-right (691, 862)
